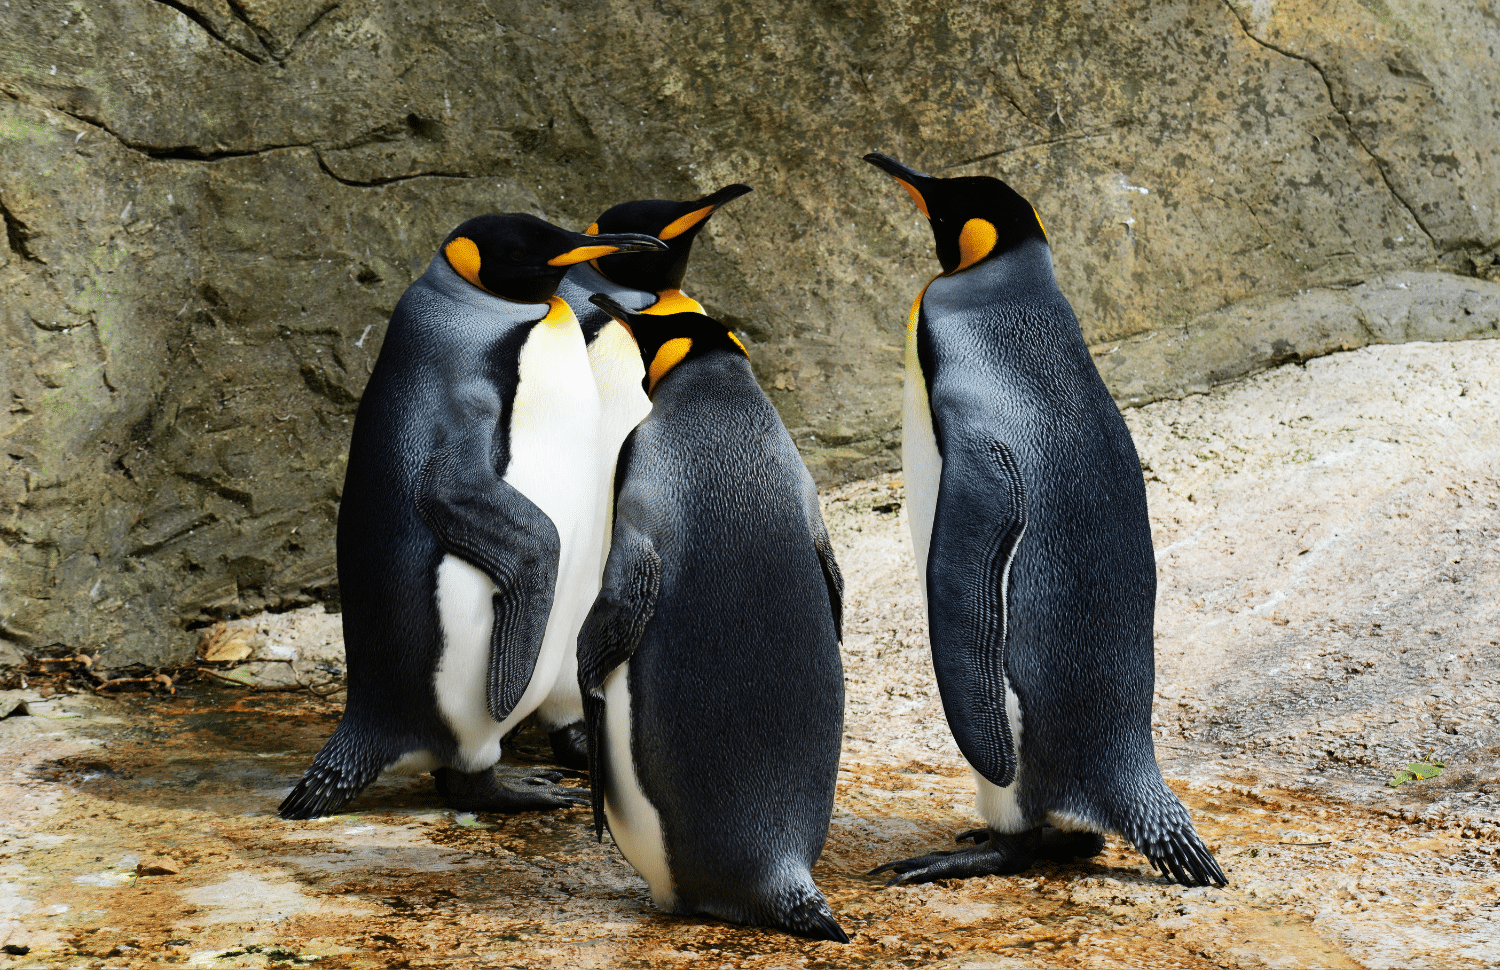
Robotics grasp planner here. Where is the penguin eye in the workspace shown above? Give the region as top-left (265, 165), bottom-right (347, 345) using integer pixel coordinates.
top-left (508, 249), bottom-right (528, 264)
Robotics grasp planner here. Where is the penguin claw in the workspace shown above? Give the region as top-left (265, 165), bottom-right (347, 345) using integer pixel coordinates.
top-left (872, 826), bottom-right (1105, 886)
top-left (434, 766), bottom-right (590, 813)
top-left (871, 841), bottom-right (1031, 887)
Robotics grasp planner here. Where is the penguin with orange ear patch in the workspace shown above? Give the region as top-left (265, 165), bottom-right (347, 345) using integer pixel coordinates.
top-left (278, 214), bottom-right (665, 819)
top-left (575, 294), bottom-right (848, 942)
top-left (861, 153), bottom-right (1226, 888)
top-left (534, 184), bottom-right (753, 768)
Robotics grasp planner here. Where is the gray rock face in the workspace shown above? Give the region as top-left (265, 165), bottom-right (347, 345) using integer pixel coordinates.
top-left (1, 0), bottom-right (1497, 666)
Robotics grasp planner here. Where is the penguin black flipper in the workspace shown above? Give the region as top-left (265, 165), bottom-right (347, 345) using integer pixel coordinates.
top-left (576, 517), bottom-right (662, 842)
top-left (801, 473), bottom-right (845, 641)
top-left (926, 433), bottom-right (1026, 789)
top-left (414, 418), bottom-right (561, 725)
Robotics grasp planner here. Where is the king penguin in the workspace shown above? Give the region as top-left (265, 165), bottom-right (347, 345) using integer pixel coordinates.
top-left (860, 153), bottom-right (1227, 888)
top-left (533, 183), bottom-right (754, 769)
top-left (575, 294), bottom-right (848, 942)
top-left (277, 214), bottom-right (667, 819)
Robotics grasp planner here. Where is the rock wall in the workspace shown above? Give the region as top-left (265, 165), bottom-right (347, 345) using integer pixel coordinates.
top-left (2, 0), bottom-right (1497, 667)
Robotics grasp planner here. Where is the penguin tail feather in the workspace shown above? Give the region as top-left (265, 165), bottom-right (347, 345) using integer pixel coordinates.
top-left (769, 882), bottom-right (848, 944)
top-left (1120, 781), bottom-right (1228, 888)
top-left (277, 725), bottom-right (386, 820)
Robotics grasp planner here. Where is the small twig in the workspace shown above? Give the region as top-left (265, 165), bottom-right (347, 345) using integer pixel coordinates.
top-left (197, 667), bottom-right (306, 692)
top-left (94, 676), bottom-right (166, 693)
top-left (1273, 839), bottom-right (1355, 847)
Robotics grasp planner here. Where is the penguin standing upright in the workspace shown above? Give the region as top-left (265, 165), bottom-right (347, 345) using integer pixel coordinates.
top-left (861, 153), bottom-right (1226, 888)
top-left (534, 184), bottom-right (753, 768)
top-left (576, 294), bottom-right (848, 942)
top-left (278, 215), bottom-right (666, 820)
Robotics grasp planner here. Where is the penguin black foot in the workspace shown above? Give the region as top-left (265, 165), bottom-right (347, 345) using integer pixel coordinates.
top-left (433, 765), bottom-right (589, 813)
top-left (870, 826), bottom-right (1104, 886)
top-left (547, 722), bottom-right (590, 771)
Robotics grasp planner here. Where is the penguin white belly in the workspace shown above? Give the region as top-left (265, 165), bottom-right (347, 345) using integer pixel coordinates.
top-left (902, 350), bottom-right (942, 608)
top-left (432, 319), bottom-right (602, 767)
top-left (536, 322), bottom-right (651, 729)
top-left (433, 555), bottom-right (503, 770)
top-left (602, 661), bottom-right (676, 909)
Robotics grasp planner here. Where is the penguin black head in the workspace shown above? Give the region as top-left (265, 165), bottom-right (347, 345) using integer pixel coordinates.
top-left (585, 184), bottom-right (753, 293)
top-left (441, 213), bottom-right (667, 303)
top-left (589, 293), bottom-right (749, 397)
top-left (863, 153), bottom-right (1047, 275)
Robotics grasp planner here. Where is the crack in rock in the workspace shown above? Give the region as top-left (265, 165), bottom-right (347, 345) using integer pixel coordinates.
top-left (1218, 0), bottom-right (1437, 246)
top-left (0, 193), bottom-right (42, 264)
top-left (37, 101), bottom-right (483, 186)
top-left (144, 0), bottom-right (269, 64)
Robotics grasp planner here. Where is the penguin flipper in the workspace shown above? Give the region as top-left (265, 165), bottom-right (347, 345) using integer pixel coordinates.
top-left (800, 471), bottom-right (845, 640)
top-left (414, 445), bottom-right (562, 723)
top-left (576, 523), bottom-right (661, 842)
top-left (927, 433), bottom-right (1027, 788)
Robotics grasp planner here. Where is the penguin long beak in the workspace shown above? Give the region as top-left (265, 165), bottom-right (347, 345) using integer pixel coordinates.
top-left (588, 292), bottom-right (636, 324)
top-left (657, 184), bottom-right (753, 241)
top-left (862, 152), bottom-right (934, 219)
top-left (548, 232), bottom-right (667, 266)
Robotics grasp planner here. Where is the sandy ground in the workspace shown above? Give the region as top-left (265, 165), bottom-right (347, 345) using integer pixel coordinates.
top-left (1, 339), bottom-right (1497, 968)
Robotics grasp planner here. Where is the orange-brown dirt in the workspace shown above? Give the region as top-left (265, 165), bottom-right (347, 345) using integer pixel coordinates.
top-left (1, 688), bottom-right (1489, 969)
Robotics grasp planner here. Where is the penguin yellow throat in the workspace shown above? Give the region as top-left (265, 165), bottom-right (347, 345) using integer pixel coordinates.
top-left (643, 289), bottom-right (704, 315)
top-left (647, 338), bottom-right (693, 395)
top-left (540, 296), bottom-right (574, 326)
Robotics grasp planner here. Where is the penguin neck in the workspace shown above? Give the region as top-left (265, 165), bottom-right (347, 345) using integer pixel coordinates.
top-left (558, 260), bottom-right (655, 344)
top-left (648, 349), bottom-right (758, 410)
top-left (421, 253), bottom-right (559, 324)
top-left (918, 235), bottom-right (1083, 393)
top-left (933, 236), bottom-right (1057, 301)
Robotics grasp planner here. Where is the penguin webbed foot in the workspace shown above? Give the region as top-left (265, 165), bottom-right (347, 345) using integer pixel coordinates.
top-left (871, 826), bottom-right (1105, 886)
top-left (434, 765), bottom-right (589, 813)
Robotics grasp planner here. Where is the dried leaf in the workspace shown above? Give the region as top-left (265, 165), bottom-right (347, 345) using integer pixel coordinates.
top-left (135, 857), bottom-right (180, 877)
top-left (200, 627), bottom-right (255, 663)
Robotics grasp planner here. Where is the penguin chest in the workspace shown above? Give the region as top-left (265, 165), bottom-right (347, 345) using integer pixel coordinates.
top-left (586, 321), bottom-right (652, 573)
top-left (499, 322), bottom-right (604, 718)
top-left (902, 319), bottom-right (943, 605)
top-left (587, 321), bottom-right (652, 460)
top-left (504, 320), bottom-right (603, 544)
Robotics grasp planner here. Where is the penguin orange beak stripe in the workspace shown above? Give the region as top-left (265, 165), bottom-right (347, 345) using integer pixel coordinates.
top-left (893, 178), bottom-right (930, 219)
top-left (657, 205), bottom-right (716, 241)
top-left (547, 245), bottom-right (623, 266)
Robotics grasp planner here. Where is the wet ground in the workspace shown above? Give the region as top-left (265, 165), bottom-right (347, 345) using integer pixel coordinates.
top-left (2, 340), bottom-right (1498, 968)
